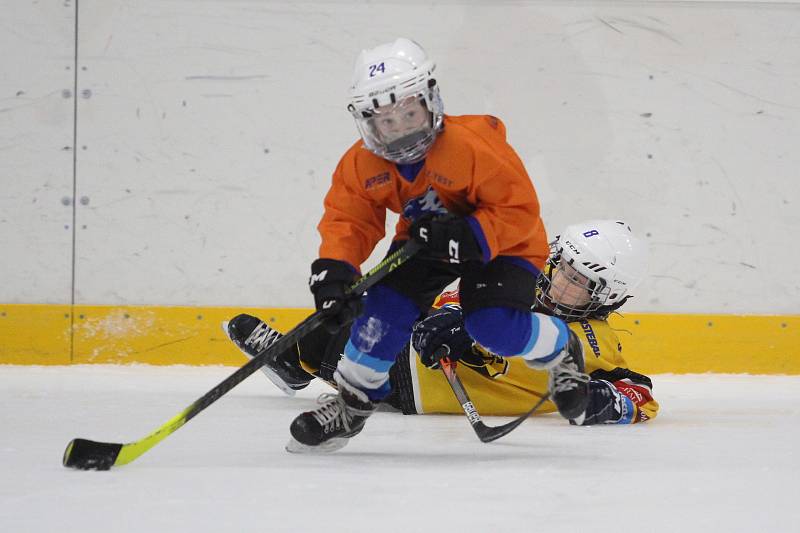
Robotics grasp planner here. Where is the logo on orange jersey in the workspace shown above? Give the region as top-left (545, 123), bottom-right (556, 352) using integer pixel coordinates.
top-left (402, 186), bottom-right (447, 220)
top-left (431, 172), bottom-right (453, 187)
top-left (364, 172), bottom-right (390, 189)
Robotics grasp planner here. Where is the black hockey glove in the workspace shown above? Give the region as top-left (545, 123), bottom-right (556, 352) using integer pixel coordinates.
top-left (568, 380), bottom-right (625, 426)
top-left (309, 258), bottom-right (363, 333)
top-left (409, 214), bottom-right (483, 264)
top-left (411, 305), bottom-right (475, 369)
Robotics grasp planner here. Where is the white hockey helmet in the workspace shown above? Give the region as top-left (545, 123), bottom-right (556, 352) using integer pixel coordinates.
top-left (347, 38), bottom-right (444, 164)
top-left (536, 220), bottom-right (649, 321)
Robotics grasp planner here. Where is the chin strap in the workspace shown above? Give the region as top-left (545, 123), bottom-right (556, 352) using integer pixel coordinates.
top-left (590, 295), bottom-right (633, 321)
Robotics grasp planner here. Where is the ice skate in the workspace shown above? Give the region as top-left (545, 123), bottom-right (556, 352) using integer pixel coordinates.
top-left (286, 373), bottom-right (376, 453)
top-left (223, 314), bottom-right (312, 396)
top-left (546, 329), bottom-right (590, 420)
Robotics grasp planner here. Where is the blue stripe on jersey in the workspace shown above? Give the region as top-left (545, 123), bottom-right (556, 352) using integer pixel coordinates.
top-left (465, 216), bottom-right (491, 263)
top-left (496, 255), bottom-right (541, 277)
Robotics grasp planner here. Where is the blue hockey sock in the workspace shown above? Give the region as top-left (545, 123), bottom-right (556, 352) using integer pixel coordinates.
top-left (464, 307), bottom-right (569, 364)
top-left (338, 284), bottom-right (420, 401)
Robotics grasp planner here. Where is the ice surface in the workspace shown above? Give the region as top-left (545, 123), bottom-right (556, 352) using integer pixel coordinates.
top-left (1, 366), bottom-right (798, 532)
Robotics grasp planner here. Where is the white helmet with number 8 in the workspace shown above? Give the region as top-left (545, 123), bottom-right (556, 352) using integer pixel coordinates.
top-left (536, 220), bottom-right (649, 321)
top-left (347, 38), bottom-right (444, 164)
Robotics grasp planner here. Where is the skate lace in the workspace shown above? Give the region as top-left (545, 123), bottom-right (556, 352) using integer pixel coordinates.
top-left (551, 360), bottom-right (590, 394)
top-left (311, 393), bottom-right (351, 433)
top-left (244, 322), bottom-right (282, 352)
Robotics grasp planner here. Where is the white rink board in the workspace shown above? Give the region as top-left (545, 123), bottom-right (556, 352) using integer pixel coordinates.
top-left (3, 1), bottom-right (800, 312)
top-left (1, 365), bottom-right (799, 533)
top-left (0, 2), bottom-right (75, 304)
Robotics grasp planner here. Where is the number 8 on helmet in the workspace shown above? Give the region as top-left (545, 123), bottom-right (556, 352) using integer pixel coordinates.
top-left (537, 220), bottom-right (649, 322)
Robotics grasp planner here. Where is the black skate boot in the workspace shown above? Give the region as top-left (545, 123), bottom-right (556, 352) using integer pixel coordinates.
top-left (547, 329), bottom-right (590, 420)
top-left (286, 373), bottom-right (376, 453)
top-left (524, 328), bottom-right (589, 420)
top-left (223, 314), bottom-right (312, 396)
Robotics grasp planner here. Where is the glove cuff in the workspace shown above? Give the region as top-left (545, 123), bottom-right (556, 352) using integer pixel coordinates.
top-left (309, 258), bottom-right (357, 294)
top-left (410, 214), bottom-right (483, 263)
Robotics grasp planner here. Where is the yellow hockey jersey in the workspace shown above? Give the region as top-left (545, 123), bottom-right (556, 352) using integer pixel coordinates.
top-left (401, 316), bottom-right (659, 424)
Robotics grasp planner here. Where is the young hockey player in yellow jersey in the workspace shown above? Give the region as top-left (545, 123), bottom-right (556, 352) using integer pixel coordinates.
top-left (225, 219), bottom-right (658, 426)
top-left (398, 219), bottom-right (658, 424)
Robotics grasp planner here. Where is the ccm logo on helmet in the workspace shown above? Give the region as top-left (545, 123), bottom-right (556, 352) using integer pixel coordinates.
top-left (564, 240), bottom-right (580, 255)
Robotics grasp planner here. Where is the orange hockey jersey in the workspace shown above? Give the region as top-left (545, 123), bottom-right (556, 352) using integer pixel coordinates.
top-left (318, 115), bottom-right (549, 271)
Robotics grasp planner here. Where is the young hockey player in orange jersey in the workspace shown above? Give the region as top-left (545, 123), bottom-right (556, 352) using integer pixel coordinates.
top-left (225, 219), bottom-right (658, 429)
top-left (286, 37), bottom-right (586, 452)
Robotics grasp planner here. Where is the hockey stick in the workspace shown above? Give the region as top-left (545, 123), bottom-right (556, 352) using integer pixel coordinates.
top-left (62, 241), bottom-right (421, 470)
top-left (439, 358), bottom-right (550, 443)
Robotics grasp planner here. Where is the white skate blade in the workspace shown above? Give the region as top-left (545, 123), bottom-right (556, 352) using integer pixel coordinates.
top-left (285, 437), bottom-right (349, 454)
top-left (259, 366), bottom-right (297, 397)
top-left (220, 320), bottom-right (296, 397)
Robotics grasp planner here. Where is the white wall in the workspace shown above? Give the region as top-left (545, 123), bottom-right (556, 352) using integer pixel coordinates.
top-left (2, 0), bottom-right (799, 313)
top-left (1, 1), bottom-right (76, 304)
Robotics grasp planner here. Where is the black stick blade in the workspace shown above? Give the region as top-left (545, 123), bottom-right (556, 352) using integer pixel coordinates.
top-left (476, 393), bottom-right (552, 443)
top-left (63, 438), bottom-right (123, 471)
top-left (475, 419), bottom-right (527, 443)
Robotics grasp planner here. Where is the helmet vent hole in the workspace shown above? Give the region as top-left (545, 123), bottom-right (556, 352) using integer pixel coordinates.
top-left (582, 262), bottom-right (607, 272)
